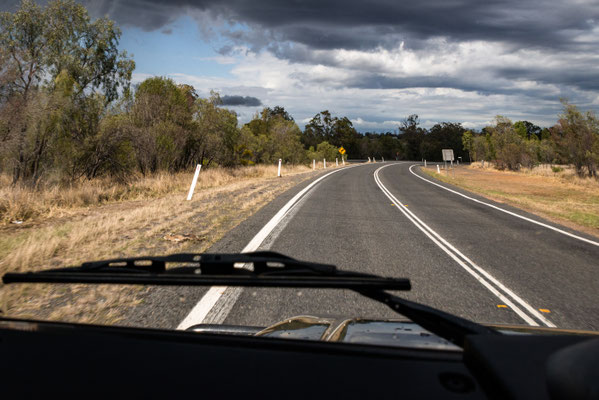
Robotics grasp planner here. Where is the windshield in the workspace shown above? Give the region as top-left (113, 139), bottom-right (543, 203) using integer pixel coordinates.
top-left (1, 0), bottom-right (598, 338)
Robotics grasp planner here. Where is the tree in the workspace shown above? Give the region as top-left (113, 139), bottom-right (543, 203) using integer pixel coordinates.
top-left (302, 111), bottom-right (359, 156)
top-left (551, 101), bottom-right (599, 177)
top-left (306, 141), bottom-right (338, 163)
top-left (129, 77), bottom-right (191, 173)
top-left (471, 135), bottom-right (491, 163)
top-left (489, 116), bottom-right (536, 170)
top-left (398, 114), bottom-right (425, 160)
top-left (266, 106), bottom-right (293, 122)
top-left (513, 121), bottom-right (541, 141)
top-left (462, 130), bottom-right (473, 162)
top-left (240, 107), bottom-right (304, 164)
top-left (0, 0), bottom-right (134, 183)
top-left (421, 122), bottom-right (466, 161)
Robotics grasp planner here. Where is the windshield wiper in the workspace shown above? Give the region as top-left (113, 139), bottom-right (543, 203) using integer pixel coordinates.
top-left (2, 251), bottom-right (410, 290)
top-left (2, 251), bottom-right (496, 346)
top-left (357, 289), bottom-right (497, 347)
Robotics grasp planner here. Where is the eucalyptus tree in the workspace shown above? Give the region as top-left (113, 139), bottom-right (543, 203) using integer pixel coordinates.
top-left (0, 0), bottom-right (134, 183)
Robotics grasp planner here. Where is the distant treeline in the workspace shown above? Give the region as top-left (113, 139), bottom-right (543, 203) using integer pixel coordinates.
top-left (1, 0), bottom-right (598, 186)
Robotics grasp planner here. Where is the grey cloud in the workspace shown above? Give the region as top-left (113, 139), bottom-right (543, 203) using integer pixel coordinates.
top-left (4, 1), bottom-right (597, 52)
top-left (221, 95), bottom-right (262, 106)
top-left (499, 67), bottom-right (599, 92)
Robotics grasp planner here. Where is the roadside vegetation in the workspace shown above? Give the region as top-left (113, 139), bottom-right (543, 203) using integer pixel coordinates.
top-left (0, 164), bottom-right (320, 324)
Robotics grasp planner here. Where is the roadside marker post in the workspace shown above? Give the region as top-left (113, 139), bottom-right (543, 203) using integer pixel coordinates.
top-left (342, 156), bottom-right (345, 166)
top-left (324, 159), bottom-right (326, 168)
top-left (336, 158), bottom-right (338, 166)
top-left (368, 157), bottom-right (371, 162)
top-left (277, 159), bottom-right (282, 177)
top-left (382, 156), bottom-right (384, 162)
top-left (313, 159), bottom-right (316, 170)
top-left (373, 157), bottom-right (376, 163)
top-left (437, 165), bottom-right (440, 173)
top-left (186, 164), bottom-right (202, 201)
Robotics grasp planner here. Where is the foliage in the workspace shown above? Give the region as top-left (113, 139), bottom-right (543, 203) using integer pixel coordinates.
top-left (304, 141), bottom-right (338, 165)
top-left (513, 120), bottom-right (541, 140)
top-left (302, 110), bottom-right (360, 155)
top-left (550, 101), bottom-right (599, 177)
top-left (0, 0), bottom-right (134, 184)
top-left (240, 106), bottom-right (305, 165)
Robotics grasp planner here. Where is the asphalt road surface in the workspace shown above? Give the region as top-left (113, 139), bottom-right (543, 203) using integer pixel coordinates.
top-left (130, 162), bottom-right (599, 332)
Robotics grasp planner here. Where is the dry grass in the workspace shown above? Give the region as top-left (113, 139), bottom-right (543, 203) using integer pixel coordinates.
top-left (0, 164), bottom-right (314, 224)
top-left (421, 163), bottom-right (599, 237)
top-left (0, 163), bottom-right (336, 324)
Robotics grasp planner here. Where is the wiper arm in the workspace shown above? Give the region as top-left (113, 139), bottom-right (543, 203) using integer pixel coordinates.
top-left (358, 289), bottom-right (497, 347)
top-left (2, 251), bottom-right (411, 291)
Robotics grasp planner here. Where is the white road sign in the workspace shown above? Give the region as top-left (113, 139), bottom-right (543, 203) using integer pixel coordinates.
top-left (442, 149), bottom-right (454, 161)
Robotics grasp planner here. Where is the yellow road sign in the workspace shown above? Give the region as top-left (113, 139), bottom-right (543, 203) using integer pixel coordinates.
top-left (339, 147), bottom-right (346, 154)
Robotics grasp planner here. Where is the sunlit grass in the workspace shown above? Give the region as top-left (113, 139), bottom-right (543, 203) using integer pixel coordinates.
top-left (421, 163), bottom-right (599, 236)
top-left (0, 164), bottom-right (313, 224)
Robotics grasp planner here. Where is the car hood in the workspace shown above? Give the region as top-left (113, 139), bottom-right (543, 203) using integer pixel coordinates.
top-left (253, 316), bottom-right (599, 351)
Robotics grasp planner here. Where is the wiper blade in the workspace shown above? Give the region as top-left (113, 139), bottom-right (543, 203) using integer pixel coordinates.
top-left (2, 251), bottom-right (411, 291)
top-left (2, 251), bottom-right (496, 346)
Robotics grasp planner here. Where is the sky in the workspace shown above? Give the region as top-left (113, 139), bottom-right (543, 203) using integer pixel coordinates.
top-left (3, 0), bottom-right (599, 131)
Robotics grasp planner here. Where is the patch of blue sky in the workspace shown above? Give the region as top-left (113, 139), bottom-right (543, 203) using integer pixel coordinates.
top-left (118, 15), bottom-right (239, 79)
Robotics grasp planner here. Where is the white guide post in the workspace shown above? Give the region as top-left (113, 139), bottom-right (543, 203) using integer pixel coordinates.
top-left (324, 159), bottom-right (326, 168)
top-left (373, 157), bottom-right (376, 163)
top-left (277, 158), bottom-right (282, 177)
top-left (342, 156), bottom-right (345, 166)
top-left (437, 165), bottom-right (440, 173)
top-left (368, 157), bottom-right (371, 162)
top-left (313, 159), bottom-right (316, 170)
top-left (382, 156), bottom-right (384, 162)
top-left (424, 160), bottom-right (427, 167)
top-left (187, 164), bottom-right (202, 201)
top-left (336, 158), bottom-right (338, 166)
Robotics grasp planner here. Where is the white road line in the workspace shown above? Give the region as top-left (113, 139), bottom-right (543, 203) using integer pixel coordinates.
top-left (409, 164), bottom-right (599, 248)
top-left (176, 165), bottom-right (358, 330)
top-left (374, 164), bottom-right (555, 327)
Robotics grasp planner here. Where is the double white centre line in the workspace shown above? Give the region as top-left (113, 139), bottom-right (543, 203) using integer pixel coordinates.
top-left (374, 164), bottom-right (555, 328)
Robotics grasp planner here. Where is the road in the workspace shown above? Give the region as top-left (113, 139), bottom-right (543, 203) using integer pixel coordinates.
top-left (130, 162), bottom-right (599, 331)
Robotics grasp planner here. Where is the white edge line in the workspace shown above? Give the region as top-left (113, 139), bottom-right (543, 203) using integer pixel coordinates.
top-left (374, 164), bottom-right (549, 327)
top-left (380, 165), bottom-right (555, 326)
top-left (176, 165), bottom-right (359, 330)
top-left (409, 164), bottom-right (599, 248)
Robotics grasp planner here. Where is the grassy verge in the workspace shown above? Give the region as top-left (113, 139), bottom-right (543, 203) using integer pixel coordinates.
top-left (0, 164), bottom-right (316, 224)
top-left (421, 163), bottom-right (599, 237)
top-left (0, 164), bottom-right (337, 324)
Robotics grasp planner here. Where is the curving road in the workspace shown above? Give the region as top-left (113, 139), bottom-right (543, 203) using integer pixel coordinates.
top-left (132, 162), bottom-right (599, 331)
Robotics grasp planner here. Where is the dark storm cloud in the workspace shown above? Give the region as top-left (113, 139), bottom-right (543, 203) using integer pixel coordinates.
top-left (4, 1), bottom-right (597, 51)
top-left (221, 95), bottom-right (262, 106)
